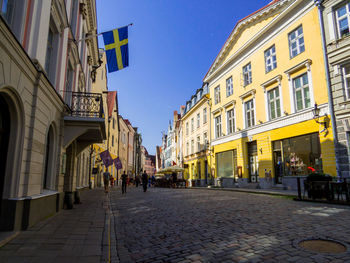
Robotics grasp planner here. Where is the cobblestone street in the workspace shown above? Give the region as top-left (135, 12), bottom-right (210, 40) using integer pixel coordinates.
top-left (111, 187), bottom-right (350, 263)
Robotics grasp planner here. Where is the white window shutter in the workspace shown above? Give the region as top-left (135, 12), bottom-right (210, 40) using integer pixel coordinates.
top-left (328, 12), bottom-right (336, 41)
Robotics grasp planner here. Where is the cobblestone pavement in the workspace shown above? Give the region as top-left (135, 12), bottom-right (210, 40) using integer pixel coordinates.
top-left (110, 187), bottom-right (350, 263)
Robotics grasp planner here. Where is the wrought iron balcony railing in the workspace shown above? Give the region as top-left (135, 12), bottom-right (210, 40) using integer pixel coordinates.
top-left (65, 92), bottom-right (104, 118)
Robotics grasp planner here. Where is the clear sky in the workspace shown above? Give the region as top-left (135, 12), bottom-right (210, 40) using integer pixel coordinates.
top-left (96, 0), bottom-right (272, 155)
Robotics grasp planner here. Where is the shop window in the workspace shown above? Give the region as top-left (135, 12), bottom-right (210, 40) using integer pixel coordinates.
top-left (273, 133), bottom-right (322, 176)
top-left (216, 150), bottom-right (237, 180)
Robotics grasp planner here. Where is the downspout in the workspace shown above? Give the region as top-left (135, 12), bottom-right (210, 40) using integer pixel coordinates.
top-left (315, 0), bottom-right (341, 180)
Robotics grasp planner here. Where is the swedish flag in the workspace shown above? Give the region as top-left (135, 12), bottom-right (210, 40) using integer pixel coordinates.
top-left (102, 27), bottom-right (129, 73)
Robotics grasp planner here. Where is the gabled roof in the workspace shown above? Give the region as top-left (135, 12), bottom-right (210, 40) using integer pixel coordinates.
top-left (203, 0), bottom-right (284, 81)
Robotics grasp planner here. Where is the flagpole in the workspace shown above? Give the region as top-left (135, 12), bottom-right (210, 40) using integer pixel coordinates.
top-left (76, 23), bottom-right (133, 43)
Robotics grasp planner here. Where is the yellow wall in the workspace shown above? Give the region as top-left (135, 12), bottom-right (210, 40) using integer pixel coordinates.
top-left (206, 2), bottom-right (336, 180)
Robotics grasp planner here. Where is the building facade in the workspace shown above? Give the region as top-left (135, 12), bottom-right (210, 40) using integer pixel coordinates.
top-left (0, 0), bottom-right (105, 230)
top-left (182, 85), bottom-right (211, 186)
top-left (322, 0), bottom-right (350, 179)
top-left (205, 0), bottom-right (336, 188)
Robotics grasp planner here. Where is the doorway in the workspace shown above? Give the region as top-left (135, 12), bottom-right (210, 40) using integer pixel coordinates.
top-left (0, 95), bottom-right (10, 212)
top-left (248, 141), bottom-right (259, 182)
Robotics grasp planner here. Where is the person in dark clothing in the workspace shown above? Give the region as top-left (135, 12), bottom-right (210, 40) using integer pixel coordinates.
top-left (142, 170), bottom-right (148, 192)
top-left (172, 172), bottom-right (177, 188)
top-left (135, 174), bottom-right (140, 187)
top-left (121, 171), bottom-right (128, 194)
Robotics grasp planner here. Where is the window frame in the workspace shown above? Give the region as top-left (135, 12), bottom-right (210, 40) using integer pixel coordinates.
top-left (226, 108), bottom-right (235, 135)
top-left (226, 76), bottom-right (233, 97)
top-left (293, 73), bottom-right (311, 112)
top-left (203, 107), bottom-right (207, 124)
top-left (243, 63), bottom-right (252, 86)
top-left (264, 45), bottom-right (277, 73)
top-left (191, 118), bottom-right (194, 133)
top-left (245, 99), bottom-right (255, 128)
top-left (267, 87), bottom-right (281, 120)
top-left (214, 86), bottom-right (221, 104)
top-left (288, 25), bottom-right (305, 58)
top-left (342, 64), bottom-right (350, 99)
top-left (197, 113), bottom-right (200, 128)
top-left (335, 3), bottom-right (350, 38)
top-left (197, 136), bottom-right (201, 152)
top-left (215, 115), bottom-right (222, 138)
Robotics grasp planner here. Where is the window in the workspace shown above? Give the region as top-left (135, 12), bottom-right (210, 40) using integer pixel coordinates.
top-left (245, 99), bottom-right (255, 128)
top-left (64, 63), bottom-right (74, 106)
top-left (197, 136), bottom-right (201, 152)
top-left (243, 63), bottom-right (252, 86)
top-left (0, 0), bottom-right (25, 40)
top-left (226, 77), bottom-right (233, 97)
top-left (203, 108), bottom-right (207, 124)
top-left (293, 73), bottom-right (310, 111)
top-left (191, 118), bottom-right (194, 132)
top-left (227, 109), bottom-right (235, 134)
top-left (70, 0), bottom-right (79, 37)
top-left (191, 140), bottom-right (194, 154)
top-left (186, 122), bottom-right (189, 135)
top-left (45, 27), bottom-right (54, 76)
top-left (215, 115), bottom-right (222, 138)
top-left (112, 118), bottom-right (115, 129)
top-left (214, 86), bottom-right (221, 104)
top-left (45, 21), bottom-right (60, 83)
top-left (112, 135), bottom-right (114, 147)
top-left (289, 26), bottom-right (305, 58)
top-left (336, 3), bottom-right (350, 37)
top-left (265, 45), bottom-right (277, 72)
top-left (197, 113), bottom-right (200, 128)
top-left (342, 64), bottom-right (350, 99)
top-left (203, 132), bottom-right (208, 149)
top-left (267, 88), bottom-right (281, 120)
top-left (186, 142), bottom-right (189, 156)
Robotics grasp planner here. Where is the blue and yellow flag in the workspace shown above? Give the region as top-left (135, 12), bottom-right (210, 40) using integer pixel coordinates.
top-left (102, 26), bottom-right (129, 73)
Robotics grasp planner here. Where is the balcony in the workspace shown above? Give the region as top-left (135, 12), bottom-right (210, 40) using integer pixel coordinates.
top-left (63, 92), bottom-right (106, 152)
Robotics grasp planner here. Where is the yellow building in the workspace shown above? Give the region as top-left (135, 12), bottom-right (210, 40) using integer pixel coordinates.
top-left (91, 50), bottom-right (120, 187)
top-left (204, 0), bottom-right (336, 189)
top-left (182, 84), bottom-right (212, 186)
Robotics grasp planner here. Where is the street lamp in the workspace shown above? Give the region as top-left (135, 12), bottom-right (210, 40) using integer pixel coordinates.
top-left (312, 103), bottom-right (328, 132)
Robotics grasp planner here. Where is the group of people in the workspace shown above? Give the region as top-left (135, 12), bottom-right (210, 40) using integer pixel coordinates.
top-left (102, 168), bottom-right (153, 194)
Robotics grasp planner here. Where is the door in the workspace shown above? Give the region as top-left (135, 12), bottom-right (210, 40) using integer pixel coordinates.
top-left (248, 141), bottom-right (259, 182)
top-left (0, 95), bottom-right (10, 212)
top-left (273, 150), bottom-right (283, 184)
top-left (204, 161), bottom-right (208, 185)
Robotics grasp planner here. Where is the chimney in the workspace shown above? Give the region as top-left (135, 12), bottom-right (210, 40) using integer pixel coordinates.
top-left (174, 110), bottom-right (178, 122)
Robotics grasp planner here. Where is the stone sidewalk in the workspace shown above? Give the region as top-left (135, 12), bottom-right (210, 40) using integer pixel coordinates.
top-left (0, 188), bottom-right (114, 263)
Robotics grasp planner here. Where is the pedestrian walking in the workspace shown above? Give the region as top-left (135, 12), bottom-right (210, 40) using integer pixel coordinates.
top-left (121, 171), bottom-right (128, 194)
top-left (103, 168), bottom-right (110, 193)
top-left (142, 170), bottom-right (148, 192)
top-left (135, 174), bottom-right (140, 187)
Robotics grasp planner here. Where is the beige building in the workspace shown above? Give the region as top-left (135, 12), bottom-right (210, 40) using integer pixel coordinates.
top-left (118, 116), bottom-right (129, 176)
top-left (182, 84), bottom-right (211, 186)
top-left (0, 0), bottom-right (105, 231)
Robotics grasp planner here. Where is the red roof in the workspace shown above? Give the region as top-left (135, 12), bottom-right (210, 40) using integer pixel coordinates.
top-left (203, 0), bottom-right (281, 81)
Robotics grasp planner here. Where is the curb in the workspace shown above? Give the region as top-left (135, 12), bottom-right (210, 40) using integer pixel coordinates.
top-left (189, 186), bottom-right (298, 197)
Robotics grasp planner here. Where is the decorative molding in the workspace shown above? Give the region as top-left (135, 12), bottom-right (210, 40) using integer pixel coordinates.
top-left (284, 59), bottom-right (312, 80)
top-left (261, 75), bottom-right (282, 91)
top-left (223, 100), bottom-right (236, 109)
top-left (239, 89), bottom-right (256, 101)
top-left (211, 103), bottom-right (328, 146)
top-left (212, 107), bottom-right (222, 115)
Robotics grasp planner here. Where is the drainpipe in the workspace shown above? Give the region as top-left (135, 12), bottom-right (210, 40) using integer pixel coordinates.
top-left (314, 0), bottom-right (341, 180)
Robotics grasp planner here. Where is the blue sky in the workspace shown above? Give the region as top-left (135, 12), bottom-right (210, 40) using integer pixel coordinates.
top-left (96, 0), bottom-right (272, 155)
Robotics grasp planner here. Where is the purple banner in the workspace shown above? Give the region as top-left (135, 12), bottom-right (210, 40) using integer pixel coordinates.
top-left (100, 150), bottom-right (113, 167)
top-left (113, 157), bottom-right (122, 170)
